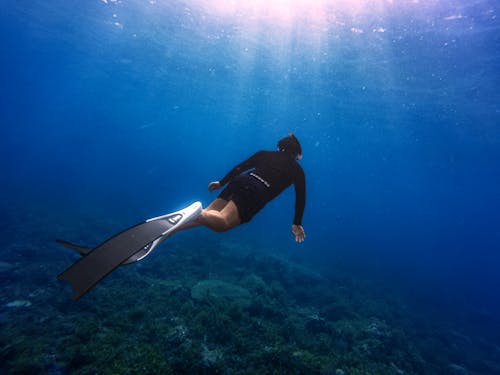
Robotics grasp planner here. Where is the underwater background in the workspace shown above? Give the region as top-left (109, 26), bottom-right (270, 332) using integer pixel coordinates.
top-left (1, 0), bottom-right (499, 374)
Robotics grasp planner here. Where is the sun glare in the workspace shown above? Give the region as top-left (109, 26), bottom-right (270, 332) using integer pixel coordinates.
top-left (197, 0), bottom-right (399, 27)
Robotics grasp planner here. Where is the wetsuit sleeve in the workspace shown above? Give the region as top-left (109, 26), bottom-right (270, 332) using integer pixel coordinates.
top-left (293, 166), bottom-right (306, 226)
top-left (219, 151), bottom-right (263, 186)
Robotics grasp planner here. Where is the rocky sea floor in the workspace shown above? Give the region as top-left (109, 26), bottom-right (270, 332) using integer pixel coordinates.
top-left (0, 209), bottom-right (499, 374)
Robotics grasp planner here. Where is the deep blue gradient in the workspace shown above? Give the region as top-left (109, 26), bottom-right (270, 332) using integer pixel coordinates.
top-left (1, 0), bottom-right (499, 359)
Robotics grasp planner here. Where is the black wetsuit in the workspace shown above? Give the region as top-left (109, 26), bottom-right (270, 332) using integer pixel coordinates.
top-left (217, 150), bottom-right (306, 224)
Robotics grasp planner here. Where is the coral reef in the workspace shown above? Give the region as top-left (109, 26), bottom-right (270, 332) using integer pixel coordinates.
top-left (0, 217), bottom-right (498, 374)
top-left (191, 279), bottom-right (252, 307)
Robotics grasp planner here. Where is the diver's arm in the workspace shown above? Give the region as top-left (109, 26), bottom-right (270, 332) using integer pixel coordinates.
top-left (292, 166), bottom-right (306, 243)
top-left (208, 181), bottom-right (221, 191)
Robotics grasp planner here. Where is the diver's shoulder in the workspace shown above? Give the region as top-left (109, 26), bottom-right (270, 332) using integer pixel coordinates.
top-left (256, 150), bottom-right (278, 158)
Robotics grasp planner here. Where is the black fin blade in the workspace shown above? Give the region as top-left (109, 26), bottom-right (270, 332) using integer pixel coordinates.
top-left (57, 219), bottom-right (173, 300)
top-left (56, 239), bottom-right (93, 256)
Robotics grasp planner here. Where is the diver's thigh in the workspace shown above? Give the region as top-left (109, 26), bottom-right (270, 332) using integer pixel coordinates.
top-left (220, 201), bottom-right (241, 228)
top-left (206, 198), bottom-right (228, 211)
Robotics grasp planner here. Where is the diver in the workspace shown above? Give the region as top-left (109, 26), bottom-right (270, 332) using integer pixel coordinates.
top-left (57, 133), bottom-right (306, 300)
top-left (176, 133), bottom-right (306, 242)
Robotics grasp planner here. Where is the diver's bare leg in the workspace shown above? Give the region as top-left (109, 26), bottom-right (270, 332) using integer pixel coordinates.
top-left (197, 200), bottom-right (241, 232)
top-left (206, 198), bottom-right (229, 212)
top-left (172, 198), bottom-right (237, 234)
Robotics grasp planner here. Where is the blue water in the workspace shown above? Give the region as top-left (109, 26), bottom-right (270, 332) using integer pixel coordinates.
top-left (1, 0), bottom-right (499, 373)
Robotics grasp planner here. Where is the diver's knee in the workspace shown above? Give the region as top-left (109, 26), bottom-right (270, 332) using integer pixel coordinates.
top-left (201, 210), bottom-right (238, 233)
top-left (215, 221), bottom-right (232, 233)
top-left (216, 219), bottom-right (237, 233)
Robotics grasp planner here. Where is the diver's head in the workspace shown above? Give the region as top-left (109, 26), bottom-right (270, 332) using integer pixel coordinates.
top-left (278, 133), bottom-right (302, 160)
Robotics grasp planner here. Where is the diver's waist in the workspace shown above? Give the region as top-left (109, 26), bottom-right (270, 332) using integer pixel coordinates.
top-left (249, 172), bottom-right (270, 188)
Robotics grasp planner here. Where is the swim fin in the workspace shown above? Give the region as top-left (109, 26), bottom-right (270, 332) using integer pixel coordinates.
top-left (56, 237), bottom-right (154, 265)
top-left (57, 202), bottom-right (202, 300)
top-left (56, 239), bottom-right (92, 256)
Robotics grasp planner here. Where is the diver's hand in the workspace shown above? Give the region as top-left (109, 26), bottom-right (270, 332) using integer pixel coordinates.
top-left (292, 224), bottom-right (306, 243)
top-left (208, 181), bottom-right (221, 191)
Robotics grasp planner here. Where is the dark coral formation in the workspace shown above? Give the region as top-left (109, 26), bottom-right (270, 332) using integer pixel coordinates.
top-left (0, 224), bottom-right (498, 374)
